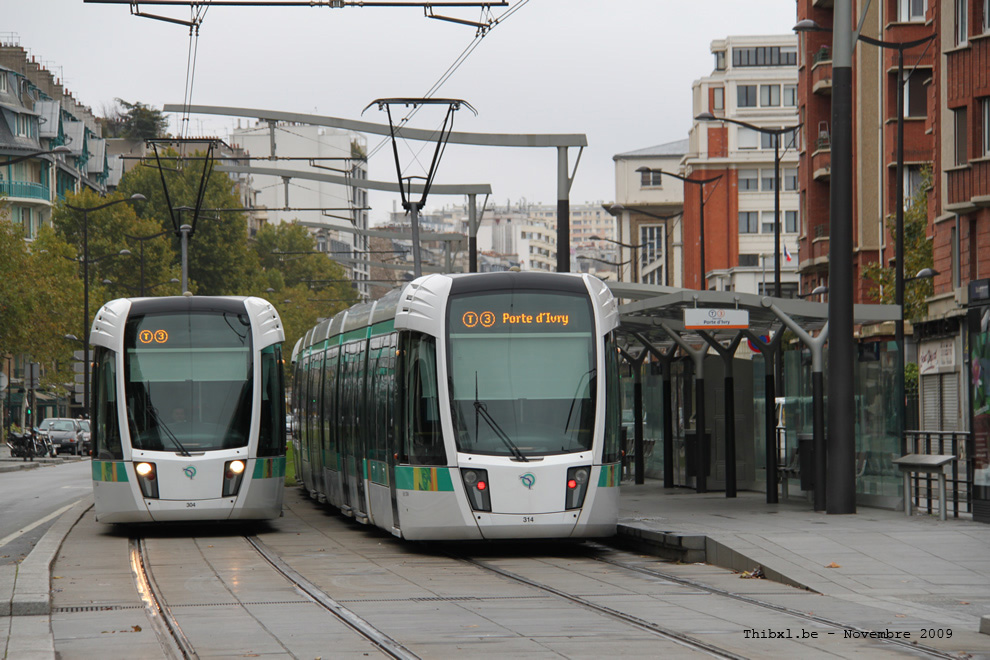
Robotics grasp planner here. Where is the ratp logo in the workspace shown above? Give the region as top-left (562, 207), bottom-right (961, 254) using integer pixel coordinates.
top-left (519, 473), bottom-right (536, 490)
top-left (183, 465), bottom-right (196, 480)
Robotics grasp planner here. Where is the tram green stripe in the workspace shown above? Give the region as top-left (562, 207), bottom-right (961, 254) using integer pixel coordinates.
top-left (252, 457), bottom-right (286, 479)
top-left (92, 460), bottom-right (129, 483)
top-left (370, 320), bottom-right (395, 336)
top-left (339, 327), bottom-right (369, 344)
top-left (395, 466), bottom-right (454, 491)
top-left (598, 463), bottom-right (621, 487)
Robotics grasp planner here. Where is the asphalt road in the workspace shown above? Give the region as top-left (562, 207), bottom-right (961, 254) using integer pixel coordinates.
top-left (0, 458), bottom-right (91, 565)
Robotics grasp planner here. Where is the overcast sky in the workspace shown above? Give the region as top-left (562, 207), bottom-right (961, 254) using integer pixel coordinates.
top-left (9, 1), bottom-right (798, 220)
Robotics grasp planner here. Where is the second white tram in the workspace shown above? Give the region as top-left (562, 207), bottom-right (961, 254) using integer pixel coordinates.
top-left (291, 272), bottom-right (622, 540)
top-left (90, 295), bottom-right (287, 523)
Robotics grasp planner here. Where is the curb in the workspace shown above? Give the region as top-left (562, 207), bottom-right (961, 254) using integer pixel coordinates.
top-left (614, 522), bottom-right (817, 593)
top-left (981, 615), bottom-right (990, 635)
top-left (6, 495), bottom-right (93, 617)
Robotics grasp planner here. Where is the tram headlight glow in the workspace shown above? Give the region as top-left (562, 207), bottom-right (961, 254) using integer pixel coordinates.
top-left (134, 462), bottom-right (159, 499)
top-left (460, 468), bottom-right (491, 512)
top-left (565, 465), bottom-right (592, 510)
top-left (223, 460), bottom-right (246, 497)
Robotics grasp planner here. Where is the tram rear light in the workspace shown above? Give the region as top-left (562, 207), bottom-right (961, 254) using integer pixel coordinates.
top-left (134, 462), bottom-right (159, 499)
top-left (460, 468), bottom-right (491, 512)
top-left (565, 466), bottom-right (591, 510)
top-left (223, 460), bottom-right (246, 497)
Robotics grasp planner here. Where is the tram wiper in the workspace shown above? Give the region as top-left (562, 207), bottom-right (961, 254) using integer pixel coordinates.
top-left (147, 405), bottom-right (192, 457)
top-left (474, 372), bottom-right (528, 462)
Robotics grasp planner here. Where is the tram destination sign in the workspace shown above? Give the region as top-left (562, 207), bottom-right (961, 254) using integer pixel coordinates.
top-left (684, 308), bottom-right (749, 330)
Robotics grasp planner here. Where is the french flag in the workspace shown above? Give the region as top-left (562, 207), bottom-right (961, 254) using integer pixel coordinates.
top-left (784, 244), bottom-right (793, 263)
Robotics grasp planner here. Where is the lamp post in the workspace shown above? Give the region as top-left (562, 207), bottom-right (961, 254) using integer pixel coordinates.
top-left (636, 168), bottom-right (722, 290)
top-left (123, 230), bottom-right (171, 296)
top-left (796, 18), bottom-right (935, 461)
top-left (695, 113), bottom-right (801, 298)
top-left (0, 145), bottom-right (71, 167)
top-left (63, 194), bottom-right (146, 416)
top-left (588, 234), bottom-right (646, 283)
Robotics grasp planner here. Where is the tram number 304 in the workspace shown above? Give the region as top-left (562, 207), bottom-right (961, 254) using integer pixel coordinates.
top-left (522, 516), bottom-right (534, 523)
top-left (186, 502), bottom-right (196, 508)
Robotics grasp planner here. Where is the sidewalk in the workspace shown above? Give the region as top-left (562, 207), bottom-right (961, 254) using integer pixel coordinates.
top-left (616, 480), bottom-right (990, 634)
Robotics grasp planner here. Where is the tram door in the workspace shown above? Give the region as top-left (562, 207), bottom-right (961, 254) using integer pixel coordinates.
top-left (310, 348), bottom-right (326, 497)
top-left (341, 340), bottom-right (366, 521)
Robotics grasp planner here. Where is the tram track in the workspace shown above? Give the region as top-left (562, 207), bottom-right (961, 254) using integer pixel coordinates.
top-left (447, 550), bottom-right (749, 660)
top-left (128, 537), bottom-right (198, 660)
top-left (583, 541), bottom-right (965, 660)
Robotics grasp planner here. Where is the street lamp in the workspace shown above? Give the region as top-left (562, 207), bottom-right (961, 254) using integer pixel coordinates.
top-left (588, 233), bottom-right (646, 283)
top-left (635, 168), bottom-right (722, 290)
top-left (695, 113), bottom-right (802, 299)
top-left (123, 230), bottom-right (171, 296)
top-left (0, 145), bottom-right (71, 167)
top-left (63, 194), bottom-right (146, 416)
top-left (796, 18), bottom-right (936, 461)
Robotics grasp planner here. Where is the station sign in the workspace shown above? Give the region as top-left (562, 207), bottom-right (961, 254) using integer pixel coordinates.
top-left (684, 308), bottom-right (749, 330)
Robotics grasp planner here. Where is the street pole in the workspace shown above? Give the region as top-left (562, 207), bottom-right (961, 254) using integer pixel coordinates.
top-left (827, 0), bottom-right (856, 514)
top-left (82, 209), bottom-right (90, 418)
top-left (557, 146), bottom-right (571, 273)
top-left (774, 137), bottom-right (782, 298)
top-left (408, 201), bottom-right (423, 278)
top-left (180, 224), bottom-right (193, 292)
top-left (698, 184), bottom-right (706, 290)
top-left (894, 48), bottom-right (906, 456)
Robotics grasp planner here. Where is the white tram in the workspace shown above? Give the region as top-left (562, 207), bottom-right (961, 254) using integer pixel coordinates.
top-left (290, 272), bottom-right (622, 540)
top-left (90, 295), bottom-right (287, 523)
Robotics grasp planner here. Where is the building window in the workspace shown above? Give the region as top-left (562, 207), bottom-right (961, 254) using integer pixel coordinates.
top-left (762, 211), bottom-right (778, 234)
top-left (739, 211), bottom-right (759, 234)
top-left (954, 107), bottom-right (968, 165)
top-left (984, 0), bottom-right (989, 32)
top-left (738, 169), bottom-right (758, 191)
top-left (898, 0), bottom-right (927, 21)
top-left (982, 98), bottom-right (990, 157)
top-left (956, 0), bottom-right (968, 45)
top-left (739, 254), bottom-right (760, 267)
top-left (0, 74), bottom-right (6, 93)
top-left (904, 71), bottom-right (928, 118)
top-left (761, 170), bottom-right (777, 191)
top-left (640, 169), bottom-right (663, 187)
top-left (737, 85), bottom-right (757, 108)
top-left (715, 50), bottom-right (726, 70)
top-left (905, 165), bottom-right (924, 207)
top-left (738, 127), bottom-right (759, 149)
top-left (639, 224), bottom-right (665, 271)
top-left (785, 210), bottom-right (799, 233)
top-left (783, 84), bottom-right (797, 107)
top-left (760, 84), bottom-right (781, 107)
top-left (784, 168), bottom-right (798, 191)
top-left (732, 46), bottom-right (798, 67)
top-left (712, 87), bottom-right (724, 112)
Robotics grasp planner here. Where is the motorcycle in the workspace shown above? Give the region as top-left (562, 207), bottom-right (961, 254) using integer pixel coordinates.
top-left (6, 428), bottom-right (51, 461)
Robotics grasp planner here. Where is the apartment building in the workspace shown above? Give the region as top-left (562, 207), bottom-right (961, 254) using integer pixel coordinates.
top-left (687, 34), bottom-right (802, 296)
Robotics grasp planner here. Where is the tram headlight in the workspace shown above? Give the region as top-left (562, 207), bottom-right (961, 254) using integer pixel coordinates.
top-left (460, 468), bottom-right (491, 512)
top-left (565, 465), bottom-right (591, 510)
top-left (223, 460), bottom-right (246, 497)
top-left (134, 462), bottom-right (159, 499)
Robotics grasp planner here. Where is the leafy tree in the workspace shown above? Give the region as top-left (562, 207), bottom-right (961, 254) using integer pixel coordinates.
top-left (862, 166), bottom-right (934, 322)
top-left (249, 221), bottom-right (359, 349)
top-left (116, 149), bottom-right (264, 295)
top-left (99, 99), bottom-right (168, 139)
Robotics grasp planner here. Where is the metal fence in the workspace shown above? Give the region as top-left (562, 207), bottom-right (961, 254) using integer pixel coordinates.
top-left (904, 430), bottom-right (972, 517)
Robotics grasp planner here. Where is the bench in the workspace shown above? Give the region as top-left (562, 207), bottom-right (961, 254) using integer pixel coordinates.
top-left (892, 454), bottom-right (955, 521)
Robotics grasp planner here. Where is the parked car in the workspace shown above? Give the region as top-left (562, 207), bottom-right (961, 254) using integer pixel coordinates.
top-left (40, 418), bottom-right (84, 455)
top-left (78, 419), bottom-right (92, 455)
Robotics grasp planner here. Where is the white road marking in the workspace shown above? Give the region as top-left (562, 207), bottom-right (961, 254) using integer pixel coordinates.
top-left (0, 501), bottom-right (78, 548)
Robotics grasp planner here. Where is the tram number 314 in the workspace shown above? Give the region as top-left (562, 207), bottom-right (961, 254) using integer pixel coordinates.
top-left (522, 516), bottom-right (534, 523)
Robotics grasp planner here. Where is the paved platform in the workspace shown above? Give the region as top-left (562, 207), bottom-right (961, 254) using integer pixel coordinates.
top-left (4, 479), bottom-right (990, 659)
top-left (616, 481), bottom-right (990, 633)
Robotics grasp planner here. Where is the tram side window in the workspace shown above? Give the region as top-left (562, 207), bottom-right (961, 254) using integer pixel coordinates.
top-left (258, 345), bottom-right (285, 457)
top-left (402, 332), bottom-right (445, 465)
top-left (603, 334), bottom-right (622, 464)
top-left (93, 347), bottom-right (123, 460)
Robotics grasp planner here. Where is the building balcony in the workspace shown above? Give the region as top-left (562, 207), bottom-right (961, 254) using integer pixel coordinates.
top-left (0, 180), bottom-right (51, 202)
top-left (947, 160), bottom-right (990, 210)
top-left (812, 146), bottom-right (831, 182)
top-left (811, 49), bottom-right (832, 95)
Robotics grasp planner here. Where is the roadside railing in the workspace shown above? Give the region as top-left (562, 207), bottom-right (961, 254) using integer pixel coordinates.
top-left (904, 430), bottom-right (972, 518)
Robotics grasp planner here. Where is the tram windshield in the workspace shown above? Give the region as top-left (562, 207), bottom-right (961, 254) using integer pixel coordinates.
top-left (447, 291), bottom-right (596, 457)
top-left (124, 311), bottom-right (253, 452)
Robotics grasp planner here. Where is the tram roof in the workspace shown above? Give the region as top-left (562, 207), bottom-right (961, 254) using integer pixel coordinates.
top-left (605, 282), bottom-right (900, 348)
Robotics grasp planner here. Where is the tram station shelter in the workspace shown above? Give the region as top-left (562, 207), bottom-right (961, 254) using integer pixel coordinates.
top-left (606, 283), bottom-right (901, 508)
